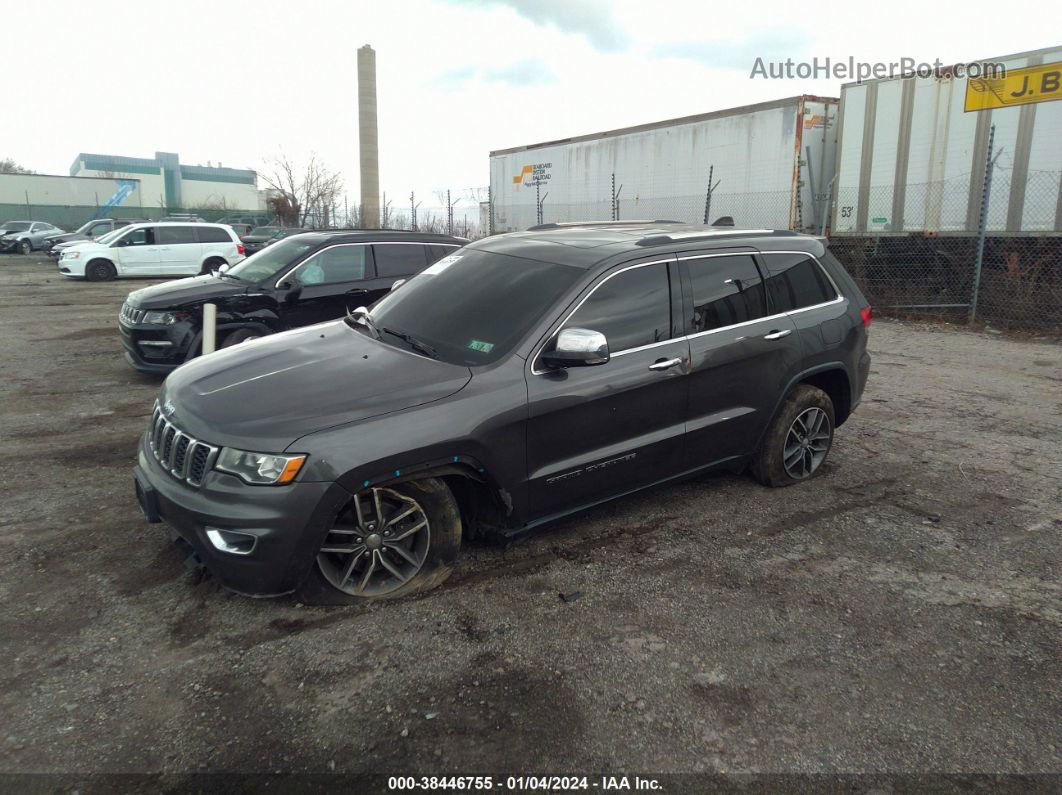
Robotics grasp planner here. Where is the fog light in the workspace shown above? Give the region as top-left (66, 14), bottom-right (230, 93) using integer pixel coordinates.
top-left (205, 527), bottom-right (258, 555)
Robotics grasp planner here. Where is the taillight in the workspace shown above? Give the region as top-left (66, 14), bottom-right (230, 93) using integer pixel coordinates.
top-left (860, 305), bottom-right (873, 327)
top-left (237, 243), bottom-right (246, 256)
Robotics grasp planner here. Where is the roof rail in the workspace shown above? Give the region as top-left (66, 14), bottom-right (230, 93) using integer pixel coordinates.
top-left (526, 220), bottom-right (683, 231)
top-left (636, 228), bottom-right (784, 246)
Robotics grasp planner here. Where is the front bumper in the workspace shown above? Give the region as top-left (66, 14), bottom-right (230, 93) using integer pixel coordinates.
top-left (135, 434), bottom-right (349, 596)
top-left (0, 239), bottom-right (20, 252)
top-left (119, 318), bottom-right (196, 373)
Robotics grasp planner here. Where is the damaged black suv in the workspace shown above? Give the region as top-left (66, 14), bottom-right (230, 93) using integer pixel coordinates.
top-left (134, 222), bottom-right (872, 603)
top-left (119, 230), bottom-right (465, 373)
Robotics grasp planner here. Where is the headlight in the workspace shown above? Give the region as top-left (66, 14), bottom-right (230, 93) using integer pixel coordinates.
top-left (64, 251), bottom-right (81, 259)
top-left (142, 311), bottom-right (187, 325)
top-left (215, 448), bottom-right (307, 485)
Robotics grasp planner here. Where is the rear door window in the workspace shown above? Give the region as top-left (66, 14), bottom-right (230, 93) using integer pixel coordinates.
top-left (426, 244), bottom-right (459, 264)
top-left (373, 244), bottom-right (428, 278)
top-left (157, 226), bottom-right (198, 245)
top-left (563, 262), bottom-right (672, 352)
top-left (762, 253), bottom-right (838, 312)
top-left (685, 254), bottom-right (767, 332)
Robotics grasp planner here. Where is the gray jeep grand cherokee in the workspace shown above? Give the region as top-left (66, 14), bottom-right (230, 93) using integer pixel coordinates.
top-left (133, 222), bottom-right (872, 603)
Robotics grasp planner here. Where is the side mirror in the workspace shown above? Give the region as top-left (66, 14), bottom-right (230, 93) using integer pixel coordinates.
top-left (540, 327), bottom-right (610, 369)
top-left (391, 279), bottom-right (406, 291)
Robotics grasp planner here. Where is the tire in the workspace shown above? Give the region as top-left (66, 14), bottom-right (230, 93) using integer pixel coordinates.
top-left (201, 258), bottom-right (226, 276)
top-left (750, 384), bottom-right (835, 488)
top-left (85, 259), bottom-right (117, 282)
top-left (297, 478), bottom-right (462, 604)
top-left (221, 328), bottom-right (265, 348)
top-left (19, 239), bottom-right (32, 255)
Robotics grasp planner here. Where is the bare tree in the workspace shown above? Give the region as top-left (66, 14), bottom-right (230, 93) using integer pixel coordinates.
top-left (259, 154), bottom-right (344, 228)
top-left (0, 158), bottom-right (34, 175)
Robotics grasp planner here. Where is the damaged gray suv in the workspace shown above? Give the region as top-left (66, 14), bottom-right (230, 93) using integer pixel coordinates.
top-left (133, 222), bottom-right (872, 603)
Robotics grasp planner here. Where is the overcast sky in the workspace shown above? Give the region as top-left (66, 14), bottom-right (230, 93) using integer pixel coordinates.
top-left (4, 0), bottom-right (1054, 212)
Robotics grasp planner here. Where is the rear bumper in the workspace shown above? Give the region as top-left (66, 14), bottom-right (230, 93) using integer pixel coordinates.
top-left (135, 434), bottom-right (348, 596)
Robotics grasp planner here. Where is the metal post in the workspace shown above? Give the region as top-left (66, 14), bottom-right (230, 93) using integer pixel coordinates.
top-left (820, 177), bottom-right (835, 237)
top-left (805, 146), bottom-right (818, 232)
top-left (615, 184), bottom-right (623, 221)
top-left (611, 173), bottom-right (616, 221)
top-left (488, 185), bottom-right (495, 236)
top-left (202, 303), bottom-right (217, 354)
top-left (536, 181), bottom-right (541, 226)
top-left (970, 123), bottom-right (998, 324)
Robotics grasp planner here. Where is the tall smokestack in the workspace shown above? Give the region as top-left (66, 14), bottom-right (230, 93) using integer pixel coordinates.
top-left (357, 44), bottom-right (380, 228)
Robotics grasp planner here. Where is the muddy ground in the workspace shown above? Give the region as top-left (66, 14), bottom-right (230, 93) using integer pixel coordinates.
top-left (0, 253), bottom-right (1059, 782)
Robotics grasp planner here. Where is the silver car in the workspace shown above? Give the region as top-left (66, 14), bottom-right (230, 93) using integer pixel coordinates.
top-left (0, 221), bottom-right (65, 255)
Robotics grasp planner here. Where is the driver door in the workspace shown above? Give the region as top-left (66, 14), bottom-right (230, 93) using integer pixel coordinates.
top-left (525, 257), bottom-right (690, 519)
top-left (113, 226), bottom-right (161, 274)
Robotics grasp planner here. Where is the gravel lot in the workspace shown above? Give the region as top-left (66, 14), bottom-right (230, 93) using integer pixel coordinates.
top-left (0, 252), bottom-right (1059, 781)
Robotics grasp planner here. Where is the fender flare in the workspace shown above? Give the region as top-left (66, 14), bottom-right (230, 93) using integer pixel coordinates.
top-left (753, 362), bottom-right (853, 451)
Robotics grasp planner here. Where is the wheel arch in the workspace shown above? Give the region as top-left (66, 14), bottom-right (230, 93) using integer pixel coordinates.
top-left (755, 362), bottom-right (853, 451)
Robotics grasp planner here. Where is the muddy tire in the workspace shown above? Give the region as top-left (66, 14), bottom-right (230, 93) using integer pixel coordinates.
top-left (85, 259), bottom-right (117, 282)
top-left (751, 384), bottom-right (835, 487)
top-left (297, 477), bottom-right (462, 604)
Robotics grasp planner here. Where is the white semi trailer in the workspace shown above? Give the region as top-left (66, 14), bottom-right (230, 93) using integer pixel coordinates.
top-left (489, 95), bottom-right (838, 234)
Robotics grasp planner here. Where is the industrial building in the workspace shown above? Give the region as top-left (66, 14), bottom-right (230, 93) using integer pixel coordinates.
top-left (69, 151), bottom-right (266, 212)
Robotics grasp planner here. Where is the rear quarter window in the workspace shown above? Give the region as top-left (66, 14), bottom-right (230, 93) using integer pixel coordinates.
top-left (197, 227), bottom-right (232, 244)
top-left (762, 253), bottom-right (837, 313)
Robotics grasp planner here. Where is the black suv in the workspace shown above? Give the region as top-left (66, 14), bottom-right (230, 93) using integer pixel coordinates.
top-left (119, 230), bottom-right (465, 373)
top-left (133, 223), bottom-right (871, 603)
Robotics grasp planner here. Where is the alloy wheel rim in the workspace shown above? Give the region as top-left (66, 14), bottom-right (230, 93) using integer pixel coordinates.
top-left (316, 487), bottom-right (430, 596)
top-left (783, 407), bottom-right (831, 479)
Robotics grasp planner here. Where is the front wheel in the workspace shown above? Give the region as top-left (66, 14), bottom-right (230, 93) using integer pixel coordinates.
top-left (19, 239), bottom-right (32, 255)
top-left (750, 384), bottom-right (835, 487)
top-left (85, 259), bottom-right (117, 282)
top-left (297, 478), bottom-right (462, 604)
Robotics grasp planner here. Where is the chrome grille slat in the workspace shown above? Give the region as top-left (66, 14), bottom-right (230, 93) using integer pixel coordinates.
top-left (120, 303), bottom-right (145, 326)
top-left (147, 402), bottom-right (218, 488)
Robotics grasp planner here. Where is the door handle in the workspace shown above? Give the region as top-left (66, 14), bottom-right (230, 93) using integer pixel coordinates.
top-left (764, 329), bottom-right (792, 340)
top-left (649, 357), bottom-right (683, 371)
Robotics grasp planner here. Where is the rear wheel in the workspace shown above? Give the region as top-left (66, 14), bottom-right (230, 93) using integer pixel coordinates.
top-left (751, 384), bottom-right (834, 487)
top-left (201, 257), bottom-right (226, 275)
top-left (19, 239), bottom-right (32, 255)
top-left (297, 478), bottom-right (462, 604)
top-left (85, 259), bottom-right (117, 282)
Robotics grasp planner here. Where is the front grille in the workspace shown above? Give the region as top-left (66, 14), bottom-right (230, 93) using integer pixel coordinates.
top-left (120, 303), bottom-right (145, 325)
top-left (148, 403), bottom-right (219, 487)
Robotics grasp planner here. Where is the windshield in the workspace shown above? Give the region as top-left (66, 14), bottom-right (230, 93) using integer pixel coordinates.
top-left (225, 236), bottom-right (318, 282)
top-left (368, 249), bottom-right (583, 366)
top-left (1, 222), bottom-right (31, 232)
top-left (249, 226), bottom-right (279, 236)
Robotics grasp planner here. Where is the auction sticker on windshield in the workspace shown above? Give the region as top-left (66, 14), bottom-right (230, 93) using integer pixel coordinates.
top-left (424, 254), bottom-right (462, 275)
top-left (467, 339), bottom-right (494, 353)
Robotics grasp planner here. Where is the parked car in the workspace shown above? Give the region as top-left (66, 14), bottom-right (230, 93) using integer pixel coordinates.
top-left (226, 223), bottom-right (254, 238)
top-left (57, 222), bottom-right (245, 282)
top-left (132, 222), bottom-right (872, 603)
top-left (217, 213), bottom-right (275, 227)
top-left (118, 230), bottom-right (464, 373)
top-left (0, 221), bottom-right (65, 254)
top-left (263, 227), bottom-right (312, 248)
top-left (239, 225), bottom-right (282, 256)
top-left (44, 218), bottom-right (146, 257)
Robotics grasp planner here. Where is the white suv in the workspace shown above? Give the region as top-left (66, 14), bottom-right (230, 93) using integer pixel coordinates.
top-left (57, 222), bottom-right (245, 281)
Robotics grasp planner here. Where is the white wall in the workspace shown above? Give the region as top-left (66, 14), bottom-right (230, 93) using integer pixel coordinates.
top-left (0, 173), bottom-right (144, 208)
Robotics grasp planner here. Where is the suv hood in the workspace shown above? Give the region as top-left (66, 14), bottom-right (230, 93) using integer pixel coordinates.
top-left (126, 274), bottom-right (248, 309)
top-left (160, 321), bottom-right (473, 451)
